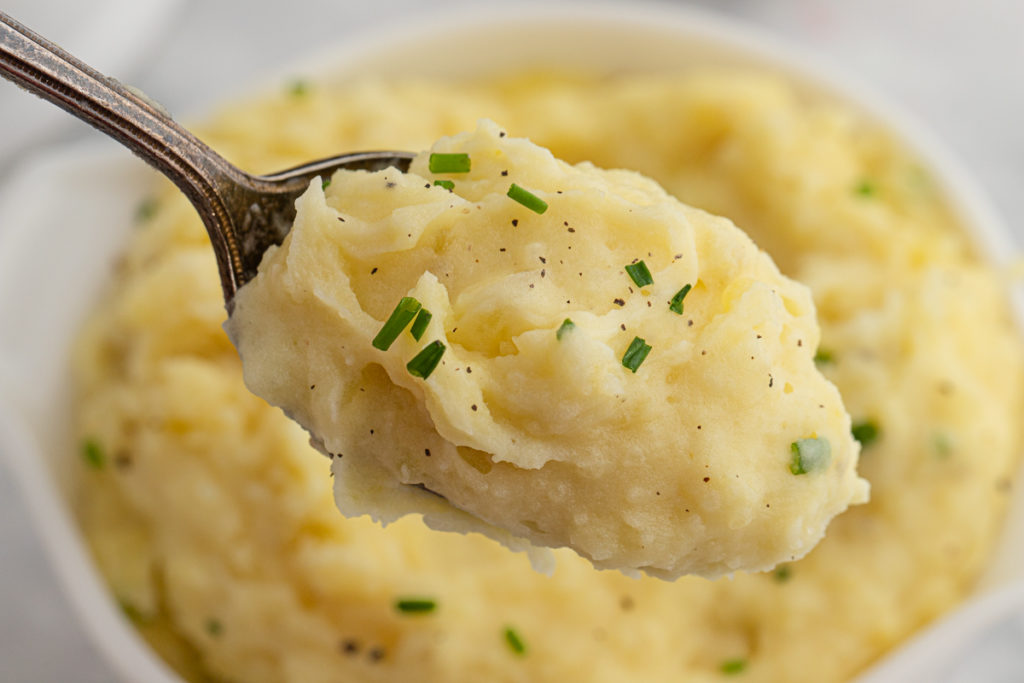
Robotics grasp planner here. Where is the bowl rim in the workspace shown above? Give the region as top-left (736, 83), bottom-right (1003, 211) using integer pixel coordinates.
top-left (0, 2), bottom-right (1021, 682)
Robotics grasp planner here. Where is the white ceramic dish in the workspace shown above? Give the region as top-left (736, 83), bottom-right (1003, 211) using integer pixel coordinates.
top-left (1, 4), bottom-right (1022, 682)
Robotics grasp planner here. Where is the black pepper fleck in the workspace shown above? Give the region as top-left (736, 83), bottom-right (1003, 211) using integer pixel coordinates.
top-left (613, 298), bottom-right (625, 306)
top-left (501, 169), bottom-right (509, 176)
top-left (341, 639), bottom-right (360, 655)
top-left (512, 219), bottom-right (519, 227)
top-left (370, 267), bottom-right (378, 275)
top-left (471, 404), bottom-right (478, 411)
top-left (424, 449), bottom-right (431, 457)
top-left (703, 477), bottom-right (710, 483)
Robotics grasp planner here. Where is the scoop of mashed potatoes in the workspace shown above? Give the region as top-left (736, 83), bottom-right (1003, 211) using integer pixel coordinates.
top-left (225, 120), bottom-right (868, 579)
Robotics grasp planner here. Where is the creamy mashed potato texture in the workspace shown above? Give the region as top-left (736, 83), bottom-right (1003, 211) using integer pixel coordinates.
top-left (226, 120), bottom-right (868, 579)
top-left (73, 71), bottom-right (1024, 683)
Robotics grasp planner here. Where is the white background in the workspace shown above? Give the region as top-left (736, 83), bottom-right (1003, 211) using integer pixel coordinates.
top-left (1, 0), bottom-right (1022, 680)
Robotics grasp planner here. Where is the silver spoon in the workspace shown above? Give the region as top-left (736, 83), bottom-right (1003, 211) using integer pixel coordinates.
top-left (0, 11), bottom-right (413, 306)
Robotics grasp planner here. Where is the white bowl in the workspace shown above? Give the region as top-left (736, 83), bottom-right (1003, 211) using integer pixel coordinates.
top-left (1, 4), bottom-right (1021, 682)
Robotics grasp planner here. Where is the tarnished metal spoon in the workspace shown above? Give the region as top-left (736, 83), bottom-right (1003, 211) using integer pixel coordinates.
top-left (0, 11), bottom-right (413, 306)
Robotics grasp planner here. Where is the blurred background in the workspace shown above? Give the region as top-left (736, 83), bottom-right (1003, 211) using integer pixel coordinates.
top-left (1, 0), bottom-right (1021, 680)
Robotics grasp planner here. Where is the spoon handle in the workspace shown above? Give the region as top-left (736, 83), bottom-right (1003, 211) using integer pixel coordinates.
top-left (0, 11), bottom-right (246, 294)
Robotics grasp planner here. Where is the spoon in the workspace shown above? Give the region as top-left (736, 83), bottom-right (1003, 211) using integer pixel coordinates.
top-left (0, 11), bottom-right (413, 305)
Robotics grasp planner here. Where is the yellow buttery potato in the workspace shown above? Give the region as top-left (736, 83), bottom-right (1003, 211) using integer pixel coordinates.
top-left (226, 120), bottom-right (868, 578)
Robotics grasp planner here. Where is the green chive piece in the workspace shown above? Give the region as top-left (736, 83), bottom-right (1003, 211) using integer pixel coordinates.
top-left (433, 179), bottom-right (455, 191)
top-left (395, 598), bottom-right (437, 614)
top-left (854, 179), bottom-right (876, 197)
top-left (669, 284), bottom-right (692, 314)
top-left (82, 438), bottom-right (104, 470)
top-left (372, 297), bottom-right (422, 351)
top-left (789, 437), bottom-right (831, 475)
top-left (287, 79), bottom-right (309, 97)
top-left (135, 197), bottom-right (158, 224)
top-left (504, 626), bottom-right (526, 655)
top-left (720, 658), bottom-right (748, 675)
top-left (622, 336), bottom-right (652, 373)
top-left (321, 177), bottom-right (332, 190)
top-left (119, 600), bottom-right (144, 623)
top-left (625, 260), bottom-right (654, 288)
top-left (772, 565), bottom-right (792, 583)
top-left (407, 340), bottom-right (446, 379)
top-left (410, 309), bottom-right (432, 341)
top-left (429, 153), bottom-right (471, 174)
top-left (205, 618), bottom-right (223, 637)
top-left (851, 420), bottom-right (879, 448)
top-left (507, 183), bottom-right (548, 214)
top-left (556, 318), bottom-right (575, 341)
top-left (813, 348), bottom-right (834, 365)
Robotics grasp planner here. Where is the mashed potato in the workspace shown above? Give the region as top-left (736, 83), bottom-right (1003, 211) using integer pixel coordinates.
top-left (225, 120), bottom-right (868, 579)
top-left (73, 71), bottom-right (1023, 683)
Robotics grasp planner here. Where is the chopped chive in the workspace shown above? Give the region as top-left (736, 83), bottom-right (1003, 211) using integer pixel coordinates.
top-left (135, 197), bottom-right (158, 224)
top-left (556, 318), bottom-right (575, 341)
top-left (504, 626), bottom-right (526, 655)
top-left (429, 153), bottom-right (471, 174)
top-left (720, 658), bottom-right (748, 675)
top-left (205, 618), bottom-right (223, 637)
top-left (933, 432), bottom-right (952, 458)
top-left (772, 565), bottom-right (792, 583)
top-left (395, 598), bottom-right (437, 614)
top-left (407, 340), bottom-right (446, 379)
top-left (82, 438), bottom-right (104, 470)
top-left (410, 309), bottom-right (432, 341)
top-left (854, 178), bottom-right (876, 197)
top-left (507, 184), bottom-right (548, 214)
top-left (851, 420), bottom-right (879, 448)
top-left (813, 348), bottom-right (834, 365)
top-left (669, 284), bottom-right (692, 314)
top-left (372, 297), bottom-right (422, 351)
top-left (119, 600), bottom-right (144, 623)
top-left (624, 260), bottom-right (654, 287)
top-left (287, 79), bottom-right (309, 96)
top-left (321, 177), bottom-right (332, 190)
top-left (433, 179), bottom-right (455, 191)
top-left (789, 437), bottom-right (831, 475)
top-left (622, 336), bottom-right (652, 373)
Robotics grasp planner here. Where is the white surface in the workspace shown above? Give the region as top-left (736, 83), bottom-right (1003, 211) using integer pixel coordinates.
top-left (0, 1), bottom-right (1022, 682)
